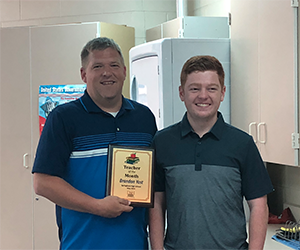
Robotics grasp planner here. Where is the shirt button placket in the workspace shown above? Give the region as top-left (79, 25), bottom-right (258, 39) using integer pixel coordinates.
top-left (195, 140), bottom-right (202, 171)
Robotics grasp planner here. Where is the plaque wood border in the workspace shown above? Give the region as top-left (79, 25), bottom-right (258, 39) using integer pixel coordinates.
top-left (106, 144), bottom-right (154, 208)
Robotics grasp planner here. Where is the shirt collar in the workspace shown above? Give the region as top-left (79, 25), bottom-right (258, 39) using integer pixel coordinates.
top-left (180, 111), bottom-right (226, 140)
top-left (79, 90), bottom-right (134, 114)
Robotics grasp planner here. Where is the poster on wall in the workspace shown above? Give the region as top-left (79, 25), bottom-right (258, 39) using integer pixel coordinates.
top-left (39, 84), bottom-right (86, 135)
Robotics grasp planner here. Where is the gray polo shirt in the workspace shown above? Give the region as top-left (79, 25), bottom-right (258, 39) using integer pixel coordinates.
top-left (152, 112), bottom-right (273, 250)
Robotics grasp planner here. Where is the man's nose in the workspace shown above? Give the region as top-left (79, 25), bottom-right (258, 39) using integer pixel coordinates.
top-left (198, 89), bottom-right (208, 98)
top-left (102, 66), bottom-right (112, 76)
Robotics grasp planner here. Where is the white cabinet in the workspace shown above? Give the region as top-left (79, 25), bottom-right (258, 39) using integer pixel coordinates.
top-left (0, 27), bottom-right (34, 250)
top-left (0, 22), bottom-right (134, 249)
top-left (146, 16), bottom-right (229, 42)
top-left (231, 0), bottom-right (298, 166)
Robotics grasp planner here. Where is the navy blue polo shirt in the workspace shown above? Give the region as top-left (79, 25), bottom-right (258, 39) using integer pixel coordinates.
top-left (33, 90), bottom-right (157, 250)
top-left (152, 112), bottom-right (273, 250)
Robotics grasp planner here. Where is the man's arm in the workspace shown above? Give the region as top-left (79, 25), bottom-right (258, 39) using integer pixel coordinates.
top-left (149, 192), bottom-right (166, 250)
top-left (33, 173), bottom-right (133, 218)
top-left (247, 195), bottom-right (269, 250)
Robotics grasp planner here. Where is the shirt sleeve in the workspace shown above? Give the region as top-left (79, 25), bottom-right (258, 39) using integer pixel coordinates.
top-left (241, 137), bottom-right (274, 200)
top-left (152, 135), bottom-right (166, 192)
top-left (32, 106), bottom-right (73, 178)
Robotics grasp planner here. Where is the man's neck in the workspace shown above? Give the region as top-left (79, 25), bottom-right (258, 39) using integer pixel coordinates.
top-left (187, 114), bottom-right (218, 138)
top-left (92, 96), bottom-right (123, 113)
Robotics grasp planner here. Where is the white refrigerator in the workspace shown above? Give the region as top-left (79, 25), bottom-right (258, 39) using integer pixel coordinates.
top-left (129, 38), bottom-right (230, 130)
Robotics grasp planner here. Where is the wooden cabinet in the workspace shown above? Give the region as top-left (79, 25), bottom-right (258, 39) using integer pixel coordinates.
top-left (0, 22), bottom-right (134, 249)
top-left (231, 0), bottom-right (298, 166)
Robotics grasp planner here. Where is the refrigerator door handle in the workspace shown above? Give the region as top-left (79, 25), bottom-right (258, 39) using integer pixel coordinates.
top-left (130, 75), bottom-right (137, 101)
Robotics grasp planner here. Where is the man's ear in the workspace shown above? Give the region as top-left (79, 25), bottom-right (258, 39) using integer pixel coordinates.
top-left (123, 65), bottom-right (127, 77)
top-left (179, 85), bottom-right (184, 102)
top-left (221, 85), bottom-right (226, 102)
top-left (80, 67), bottom-right (87, 83)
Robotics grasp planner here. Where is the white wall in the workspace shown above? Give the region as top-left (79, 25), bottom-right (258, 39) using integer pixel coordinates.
top-left (191, 0), bottom-right (230, 17)
top-left (0, 0), bottom-right (230, 45)
top-left (0, 0), bottom-right (177, 45)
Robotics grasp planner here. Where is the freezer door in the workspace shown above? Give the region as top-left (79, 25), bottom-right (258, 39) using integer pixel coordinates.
top-left (130, 55), bottom-right (162, 129)
top-left (171, 39), bottom-right (231, 124)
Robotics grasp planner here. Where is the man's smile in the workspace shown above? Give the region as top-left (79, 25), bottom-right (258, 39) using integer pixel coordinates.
top-left (100, 81), bottom-right (115, 85)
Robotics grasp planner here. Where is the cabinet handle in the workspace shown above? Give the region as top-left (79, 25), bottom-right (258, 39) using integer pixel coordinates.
top-left (258, 122), bottom-right (266, 144)
top-left (23, 153), bottom-right (29, 169)
top-left (249, 122), bottom-right (257, 143)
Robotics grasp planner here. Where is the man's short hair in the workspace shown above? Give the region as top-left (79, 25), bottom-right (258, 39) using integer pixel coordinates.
top-left (81, 37), bottom-right (124, 68)
top-left (180, 55), bottom-right (225, 88)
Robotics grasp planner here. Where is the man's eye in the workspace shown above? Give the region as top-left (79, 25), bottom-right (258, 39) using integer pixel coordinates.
top-left (208, 88), bottom-right (217, 92)
top-left (111, 64), bottom-right (119, 68)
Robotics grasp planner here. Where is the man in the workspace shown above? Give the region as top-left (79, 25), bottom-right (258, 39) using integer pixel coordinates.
top-left (32, 37), bottom-right (157, 249)
top-left (149, 55), bottom-right (273, 250)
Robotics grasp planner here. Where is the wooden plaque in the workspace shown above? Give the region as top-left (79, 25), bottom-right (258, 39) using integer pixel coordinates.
top-left (106, 145), bottom-right (154, 207)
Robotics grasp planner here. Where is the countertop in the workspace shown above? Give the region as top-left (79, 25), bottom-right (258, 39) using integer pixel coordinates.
top-left (147, 224), bottom-right (297, 249)
top-left (264, 224), bottom-right (299, 250)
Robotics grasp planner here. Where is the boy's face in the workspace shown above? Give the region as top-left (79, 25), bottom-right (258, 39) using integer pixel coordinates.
top-left (179, 70), bottom-right (225, 123)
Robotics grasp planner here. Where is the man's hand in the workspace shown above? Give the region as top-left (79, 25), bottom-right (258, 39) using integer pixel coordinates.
top-left (34, 173), bottom-right (133, 218)
top-left (95, 196), bottom-right (133, 218)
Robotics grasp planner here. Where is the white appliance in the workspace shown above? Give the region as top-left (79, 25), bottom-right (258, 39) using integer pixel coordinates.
top-left (129, 38), bottom-right (230, 130)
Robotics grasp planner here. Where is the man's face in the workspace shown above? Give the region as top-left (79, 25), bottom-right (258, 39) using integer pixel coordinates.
top-left (179, 70), bottom-right (225, 123)
top-left (81, 47), bottom-right (126, 110)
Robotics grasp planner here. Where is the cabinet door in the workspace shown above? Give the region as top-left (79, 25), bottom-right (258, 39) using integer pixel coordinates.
top-left (231, 0), bottom-right (260, 141)
top-left (258, 1), bottom-right (296, 166)
top-left (231, 0), bottom-right (298, 166)
top-left (0, 22), bottom-right (135, 249)
top-left (0, 27), bottom-right (33, 249)
top-left (30, 22), bottom-right (100, 249)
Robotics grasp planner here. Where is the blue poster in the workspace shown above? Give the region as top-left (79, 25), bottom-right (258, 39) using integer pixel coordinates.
top-left (39, 84), bottom-right (86, 134)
